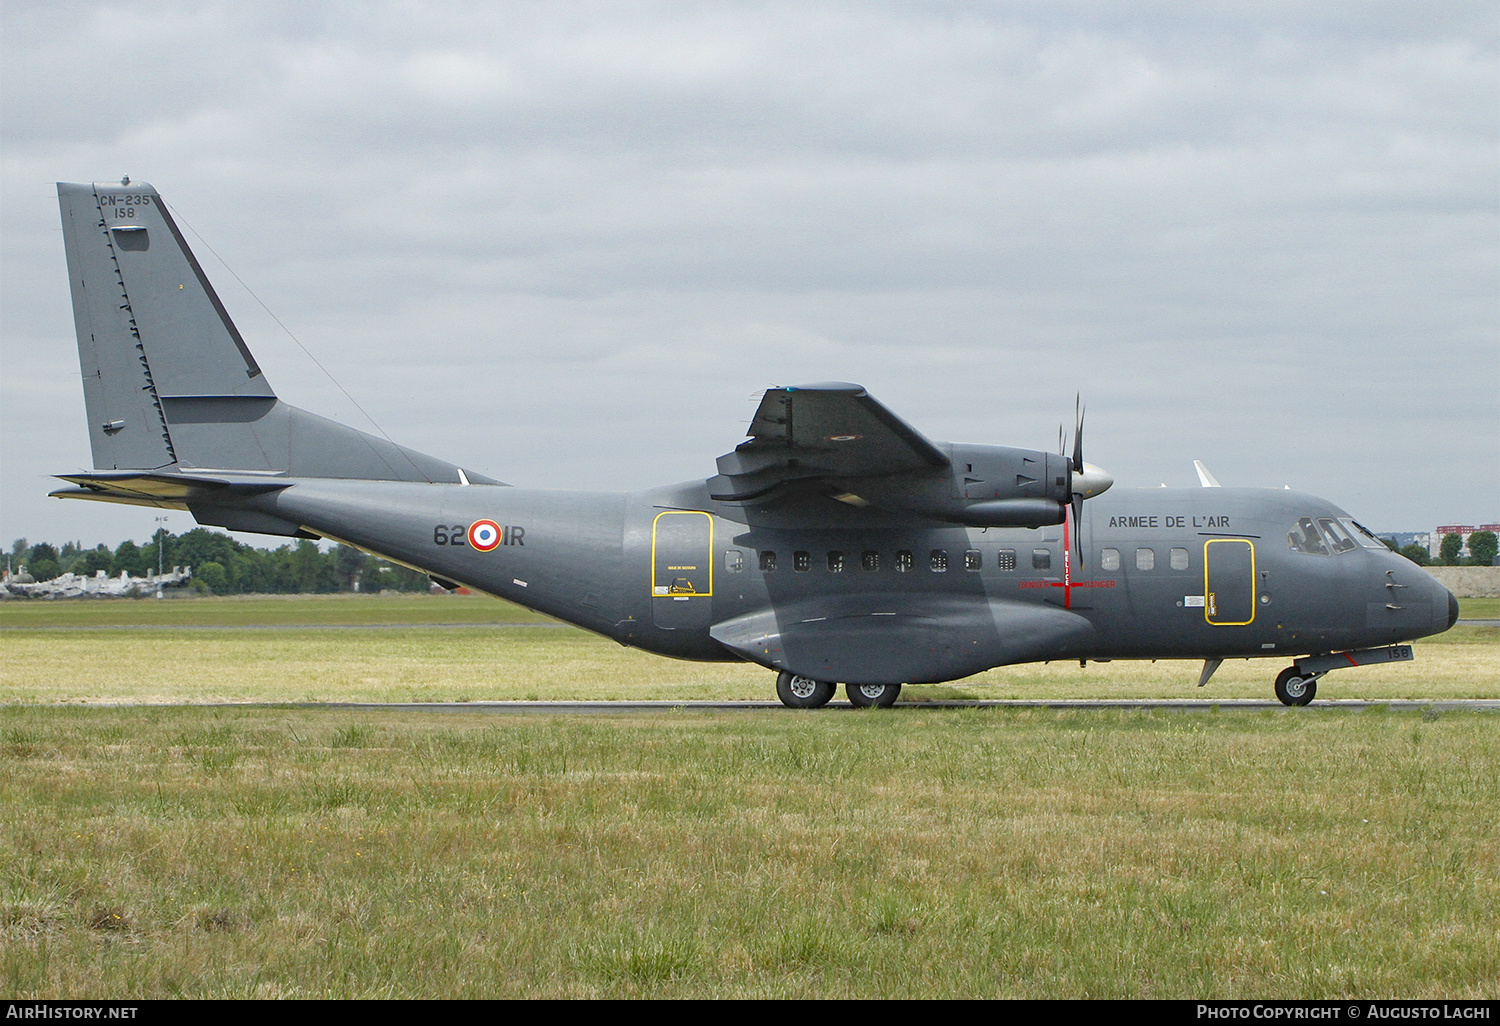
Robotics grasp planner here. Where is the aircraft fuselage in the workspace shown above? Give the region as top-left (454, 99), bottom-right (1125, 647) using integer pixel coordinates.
top-left (236, 478), bottom-right (1456, 686)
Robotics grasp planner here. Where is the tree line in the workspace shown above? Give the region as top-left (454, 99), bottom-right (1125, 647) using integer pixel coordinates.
top-left (8, 530), bottom-right (434, 595)
top-left (1388, 531), bottom-right (1498, 568)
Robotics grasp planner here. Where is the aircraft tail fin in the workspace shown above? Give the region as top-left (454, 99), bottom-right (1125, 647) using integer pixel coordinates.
top-left (56, 181), bottom-right (497, 486)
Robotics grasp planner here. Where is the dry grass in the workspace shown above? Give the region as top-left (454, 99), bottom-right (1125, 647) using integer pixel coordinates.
top-left (1, 594), bottom-right (1495, 704)
top-left (1, 705), bottom-right (1496, 998)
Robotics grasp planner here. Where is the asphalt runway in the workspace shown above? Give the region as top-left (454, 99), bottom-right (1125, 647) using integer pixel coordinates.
top-left (284, 698), bottom-right (1500, 713)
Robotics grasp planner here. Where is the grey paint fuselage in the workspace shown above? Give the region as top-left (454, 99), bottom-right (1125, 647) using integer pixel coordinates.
top-left (235, 477), bottom-right (1452, 683)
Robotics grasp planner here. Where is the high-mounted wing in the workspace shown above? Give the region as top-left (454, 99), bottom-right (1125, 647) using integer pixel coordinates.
top-left (708, 383), bottom-right (948, 502)
top-left (708, 383), bottom-right (1090, 528)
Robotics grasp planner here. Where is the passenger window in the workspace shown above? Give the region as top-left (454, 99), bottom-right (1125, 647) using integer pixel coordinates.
top-left (929, 549), bottom-right (948, 572)
top-left (759, 550), bottom-right (776, 573)
top-left (1033, 549), bottom-right (1051, 571)
top-left (1136, 548), bottom-right (1155, 571)
top-left (827, 551), bottom-right (845, 573)
top-left (1170, 547), bottom-right (1189, 571)
top-left (861, 550), bottom-right (880, 572)
top-left (965, 549), bottom-right (981, 571)
top-left (724, 549), bottom-right (744, 573)
top-left (895, 550), bottom-right (913, 573)
top-left (995, 549), bottom-right (1017, 571)
top-left (794, 551), bottom-right (811, 572)
top-left (1100, 548), bottom-right (1120, 571)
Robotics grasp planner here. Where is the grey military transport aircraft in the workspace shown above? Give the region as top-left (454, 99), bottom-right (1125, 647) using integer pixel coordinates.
top-left (50, 180), bottom-right (1458, 707)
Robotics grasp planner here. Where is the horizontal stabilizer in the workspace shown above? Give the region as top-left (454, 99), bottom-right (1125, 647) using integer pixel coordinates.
top-left (50, 470), bottom-right (290, 508)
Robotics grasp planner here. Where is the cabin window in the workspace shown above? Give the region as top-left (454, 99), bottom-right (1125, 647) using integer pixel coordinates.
top-left (827, 551), bottom-right (845, 573)
top-left (862, 550), bottom-right (880, 572)
top-left (895, 550), bottom-right (913, 573)
top-left (1136, 548), bottom-right (1155, 571)
top-left (724, 549), bottom-right (744, 573)
top-left (929, 549), bottom-right (949, 572)
top-left (1100, 548), bottom-right (1120, 571)
top-left (1032, 549), bottom-right (1051, 570)
top-left (794, 551), bottom-right (811, 572)
top-left (965, 549), bottom-right (981, 571)
top-left (995, 549), bottom-right (1017, 571)
top-left (759, 550), bottom-right (777, 572)
top-left (1170, 547), bottom-right (1189, 571)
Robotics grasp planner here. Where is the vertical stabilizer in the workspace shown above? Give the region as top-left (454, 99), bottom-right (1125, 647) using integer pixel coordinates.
top-left (56, 181), bottom-right (499, 487)
top-left (58, 181), bottom-right (274, 471)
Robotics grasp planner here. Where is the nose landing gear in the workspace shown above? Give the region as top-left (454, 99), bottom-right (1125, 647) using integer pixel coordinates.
top-left (1274, 666), bottom-right (1321, 706)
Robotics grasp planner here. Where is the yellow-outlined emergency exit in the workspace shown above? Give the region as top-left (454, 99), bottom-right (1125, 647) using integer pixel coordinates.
top-left (1204, 538), bottom-right (1256, 625)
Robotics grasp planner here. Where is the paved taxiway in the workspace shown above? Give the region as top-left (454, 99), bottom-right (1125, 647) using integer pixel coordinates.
top-left (284, 699), bottom-right (1500, 713)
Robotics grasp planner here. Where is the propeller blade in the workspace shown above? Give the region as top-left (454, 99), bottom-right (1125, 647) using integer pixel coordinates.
top-left (1072, 397), bottom-right (1085, 474)
top-left (1072, 494), bottom-right (1085, 571)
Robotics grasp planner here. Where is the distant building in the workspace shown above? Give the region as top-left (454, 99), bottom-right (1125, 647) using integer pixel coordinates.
top-left (1431, 523), bottom-right (1500, 562)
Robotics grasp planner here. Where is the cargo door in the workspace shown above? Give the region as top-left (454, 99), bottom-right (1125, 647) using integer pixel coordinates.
top-left (652, 511), bottom-right (713, 629)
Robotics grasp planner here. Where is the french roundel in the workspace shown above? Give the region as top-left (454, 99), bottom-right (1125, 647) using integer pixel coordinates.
top-left (467, 519), bottom-right (502, 551)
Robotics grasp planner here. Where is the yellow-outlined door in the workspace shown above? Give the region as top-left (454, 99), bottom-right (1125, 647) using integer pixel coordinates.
top-left (652, 511), bottom-right (713, 629)
top-left (1204, 538), bottom-right (1256, 625)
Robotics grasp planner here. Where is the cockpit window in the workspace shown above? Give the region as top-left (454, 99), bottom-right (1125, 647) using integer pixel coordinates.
top-left (1288, 517), bottom-right (1329, 554)
top-left (1289, 516), bottom-right (1376, 555)
top-left (1342, 519), bottom-right (1389, 550)
top-left (1317, 518), bottom-right (1358, 554)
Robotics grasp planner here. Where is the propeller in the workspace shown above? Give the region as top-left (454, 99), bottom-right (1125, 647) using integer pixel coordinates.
top-left (1063, 395), bottom-right (1113, 572)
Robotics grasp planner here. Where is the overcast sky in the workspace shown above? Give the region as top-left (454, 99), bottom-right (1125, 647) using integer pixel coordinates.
top-left (2, 0), bottom-right (1496, 553)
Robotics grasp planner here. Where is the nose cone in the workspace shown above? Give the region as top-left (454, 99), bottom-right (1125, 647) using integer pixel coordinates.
top-left (1445, 587), bottom-right (1459, 630)
top-left (1072, 462), bottom-right (1113, 500)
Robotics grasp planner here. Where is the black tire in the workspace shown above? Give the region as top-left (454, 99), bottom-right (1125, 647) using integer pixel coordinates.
top-left (1274, 666), bottom-right (1316, 706)
top-left (777, 671), bottom-right (835, 709)
top-left (845, 682), bottom-right (902, 708)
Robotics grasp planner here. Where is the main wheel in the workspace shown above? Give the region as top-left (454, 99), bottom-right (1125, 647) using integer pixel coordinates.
top-left (1274, 667), bottom-right (1317, 706)
top-left (777, 671), bottom-right (835, 709)
top-left (846, 682), bottom-right (902, 708)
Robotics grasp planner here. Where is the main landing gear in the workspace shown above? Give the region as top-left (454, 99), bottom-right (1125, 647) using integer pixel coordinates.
top-left (846, 682), bottom-right (902, 708)
top-left (776, 671), bottom-right (836, 709)
top-left (774, 672), bottom-right (902, 709)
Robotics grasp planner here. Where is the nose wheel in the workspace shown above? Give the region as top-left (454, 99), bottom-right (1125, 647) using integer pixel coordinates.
top-left (776, 671), bottom-right (835, 709)
top-left (1274, 666), bottom-right (1318, 706)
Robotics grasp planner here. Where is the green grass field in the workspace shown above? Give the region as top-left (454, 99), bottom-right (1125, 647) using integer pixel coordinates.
top-left (1, 593), bottom-right (1496, 998)
top-left (1, 592), bottom-right (1496, 704)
